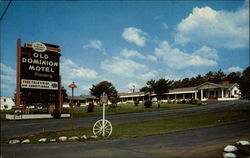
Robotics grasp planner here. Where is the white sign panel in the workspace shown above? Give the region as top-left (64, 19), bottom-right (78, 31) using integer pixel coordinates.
top-left (21, 79), bottom-right (58, 90)
top-left (32, 42), bottom-right (47, 52)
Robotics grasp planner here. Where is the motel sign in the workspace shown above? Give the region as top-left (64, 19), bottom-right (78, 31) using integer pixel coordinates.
top-left (15, 39), bottom-right (63, 113)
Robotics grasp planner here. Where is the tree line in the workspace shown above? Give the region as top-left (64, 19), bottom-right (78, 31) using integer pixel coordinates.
top-left (171, 69), bottom-right (241, 89)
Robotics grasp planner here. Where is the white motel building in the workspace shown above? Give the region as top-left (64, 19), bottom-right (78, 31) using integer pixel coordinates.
top-left (65, 81), bottom-right (241, 106)
top-left (119, 82), bottom-right (241, 103)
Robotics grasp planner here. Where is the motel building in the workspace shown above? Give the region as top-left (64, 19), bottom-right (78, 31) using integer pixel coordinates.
top-left (1, 81), bottom-right (241, 110)
top-left (119, 81), bottom-right (241, 103)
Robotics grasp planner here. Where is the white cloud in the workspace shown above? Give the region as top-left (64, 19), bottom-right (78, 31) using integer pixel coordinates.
top-left (193, 46), bottom-right (219, 60)
top-left (122, 27), bottom-right (147, 47)
top-left (162, 23), bottom-right (168, 30)
top-left (1, 84), bottom-right (9, 89)
top-left (61, 57), bottom-right (98, 80)
top-left (174, 6), bottom-right (249, 49)
top-left (120, 48), bottom-right (157, 62)
top-left (83, 40), bottom-right (106, 54)
top-left (155, 41), bottom-right (218, 69)
top-left (120, 49), bottom-right (144, 59)
top-left (101, 56), bottom-right (158, 81)
top-left (0, 63), bottom-right (16, 75)
top-left (139, 71), bottom-right (157, 80)
top-left (0, 75), bottom-right (16, 83)
top-left (101, 56), bottom-right (147, 78)
top-left (126, 82), bottom-right (141, 90)
top-left (80, 85), bottom-right (92, 92)
top-left (146, 55), bottom-right (157, 62)
top-left (225, 66), bottom-right (243, 73)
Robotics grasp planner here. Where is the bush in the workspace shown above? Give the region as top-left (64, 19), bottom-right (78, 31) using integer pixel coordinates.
top-left (189, 99), bottom-right (194, 104)
top-left (144, 100), bottom-right (152, 108)
top-left (167, 100), bottom-right (172, 104)
top-left (194, 99), bottom-right (202, 105)
top-left (181, 100), bottom-right (186, 104)
top-left (134, 100), bottom-right (139, 106)
top-left (109, 104), bottom-right (117, 109)
top-left (87, 102), bottom-right (94, 112)
top-left (177, 99), bottom-right (182, 104)
top-left (172, 99), bottom-right (176, 104)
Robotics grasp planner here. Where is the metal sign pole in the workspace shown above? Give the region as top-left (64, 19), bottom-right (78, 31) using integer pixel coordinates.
top-left (93, 92), bottom-right (112, 137)
top-left (102, 93), bottom-right (105, 137)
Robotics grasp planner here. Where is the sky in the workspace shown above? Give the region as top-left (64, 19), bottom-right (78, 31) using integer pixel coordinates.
top-left (0, 0), bottom-right (249, 97)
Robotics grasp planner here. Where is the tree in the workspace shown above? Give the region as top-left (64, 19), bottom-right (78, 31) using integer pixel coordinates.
top-left (141, 78), bottom-right (172, 108)
top-left (214, 69), bottom-right (226, 83)
top-left (61, 87), bottom-right (68, 102)
top-left (154, 79), bottom-right (173, 108)
top-left (239, 66), bottom-right (250, 99)
top-left (140, 80), bottom-right (155, 100)
top-left (204, 71), bottom-right (214, 82)
top-left (225, 72), bottom-right (241, 84)
top-left (90, 81), bottom-right (119, 105)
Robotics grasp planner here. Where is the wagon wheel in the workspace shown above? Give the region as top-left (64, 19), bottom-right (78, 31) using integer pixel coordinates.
top-left (93, 119), bottom-right (112, 137)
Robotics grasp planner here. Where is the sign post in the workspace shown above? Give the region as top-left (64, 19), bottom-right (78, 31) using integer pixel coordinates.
top-left (93, 92), bottom-right (112, 137)
top-left (68, 82), bottom-right (77, 129)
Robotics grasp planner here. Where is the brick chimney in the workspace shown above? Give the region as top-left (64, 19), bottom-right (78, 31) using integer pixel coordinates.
top-left (221, 81), bottom-right (230, 85)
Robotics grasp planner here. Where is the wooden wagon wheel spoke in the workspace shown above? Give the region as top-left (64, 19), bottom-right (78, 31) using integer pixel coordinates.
top-left (93, 119), bottom-right (112, 137)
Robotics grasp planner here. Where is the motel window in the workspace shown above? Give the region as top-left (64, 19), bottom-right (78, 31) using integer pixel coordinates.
top-left (4, 98), bottom-right (6, 102)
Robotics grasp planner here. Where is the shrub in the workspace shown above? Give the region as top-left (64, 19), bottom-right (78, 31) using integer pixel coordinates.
top-left (144, 100), bottom-right (152, 108)
top-left (189, 99), bottom-right (194, 104)
top-left (109, 104), bottom-right (117, 109)
top-left (167, 100), bottom-right (172, 104)
top-left (194, 99), bottom-right (202, 105)
top-left (177, 99), bottom-right (182, 104)
top-left (87, 102), bottom-right (94, 112)
top-left (134, 100), bottom-right (139, 106)
top-left (181, 100), bottom-right (186, 104)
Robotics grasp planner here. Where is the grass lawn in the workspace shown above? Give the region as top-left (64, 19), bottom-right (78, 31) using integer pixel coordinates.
top-left (71, 103), bottom-right (200, 117)
top-left (8, 110), bottom-right (250, 143)
top-left (0, 103), bottom-right (200, 120)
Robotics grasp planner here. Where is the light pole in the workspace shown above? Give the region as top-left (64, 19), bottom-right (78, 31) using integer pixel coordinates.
top-left (68, 81), bottom-right (77, 129)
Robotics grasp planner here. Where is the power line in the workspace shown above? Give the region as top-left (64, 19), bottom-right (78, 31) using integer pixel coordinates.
top-left (0, 0), bottom-right (13, 22)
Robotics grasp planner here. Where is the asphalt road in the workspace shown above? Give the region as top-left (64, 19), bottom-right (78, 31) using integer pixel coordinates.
top-left (1, 120), bottom-right (250, 158)
top-left (1, 100), bottom-right (250, 139)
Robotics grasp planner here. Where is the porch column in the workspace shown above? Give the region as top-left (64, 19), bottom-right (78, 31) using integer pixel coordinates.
top-left (195, 92), bottom-right (197, 99)
top-left (167, 95), bottom-right (169, 100)
top-left (201, 89), bottom-right (203, 99)
top-left (183, 94), bottom-right (185, 99)
top-left (175, 94), bottom-right (177, 99)
top-left (221, 88), bottom-right (224, 98)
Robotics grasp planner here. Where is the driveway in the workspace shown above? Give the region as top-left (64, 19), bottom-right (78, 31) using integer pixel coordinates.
top-left (1, 100), bottom-right (250, 139)
top-left (1, 120), bottom-right (250, 158)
